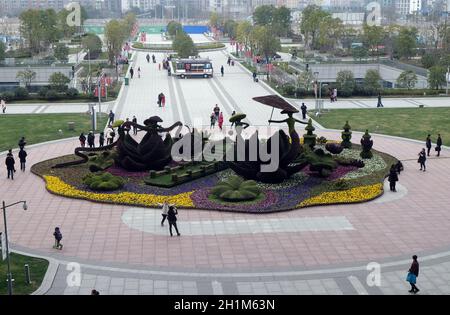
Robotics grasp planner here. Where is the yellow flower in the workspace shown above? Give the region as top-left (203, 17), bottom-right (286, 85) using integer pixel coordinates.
top-left (43, 176), bottom-right (194, 208)
top-left (298, 183), bottom-right (383, 208)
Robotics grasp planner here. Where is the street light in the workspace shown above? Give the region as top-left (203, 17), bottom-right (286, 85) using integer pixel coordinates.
top-left (2, 200), bottom-right (27, 296)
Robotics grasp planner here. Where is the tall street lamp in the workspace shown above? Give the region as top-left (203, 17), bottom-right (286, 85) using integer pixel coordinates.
top-left (2, 200), bottom-right (27, 296)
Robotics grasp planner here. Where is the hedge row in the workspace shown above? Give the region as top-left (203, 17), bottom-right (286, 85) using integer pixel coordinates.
top-left (0, 86), bottom-right (87, 102)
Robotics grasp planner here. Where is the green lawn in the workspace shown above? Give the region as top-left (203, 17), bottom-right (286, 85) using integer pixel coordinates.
top-left (313, 108), bottom-right (450, 146)
top-left (0, 253), bottom-right (49, 295)
top-left (0, 113), bottom-right (108, 152)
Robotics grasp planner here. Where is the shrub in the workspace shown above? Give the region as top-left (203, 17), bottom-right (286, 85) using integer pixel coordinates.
top-left (88, 151), bottom-right (116, 172)
top-left (38, 86), bottom-right (49, 98)
top-left (211, 176), bottom-right (261, 202)
top-left (325, 143), bottom-right (344, 154)
top-left (14, 87), bottom-right (29, 99)
top-left (83, 172), bottom-right (125, 191)
top-left (305, 149), bottom-right (338, 178)
top-left (1, 91), bottom-right (15, 101)
top-left (334, 157), bottom-right (365, 168)
top-left (66, 88), bottom-right (79, 98)
top-left (45, 89), bottom-right (59, 100)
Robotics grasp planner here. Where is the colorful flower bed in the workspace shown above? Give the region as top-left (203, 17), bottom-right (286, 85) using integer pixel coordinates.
top-left (32, 142), bottom-right (397, 213)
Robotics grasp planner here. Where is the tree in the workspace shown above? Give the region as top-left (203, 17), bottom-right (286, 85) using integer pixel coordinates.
top-left (82, 34), bottom-right (102, 55)
top-left (364, 69), bottom-right (382, 92)
top-left (16, 69), bottom-right (36, 89)
top-left (209, 12), bottom-right (221, 29)
top-left (396, 70), bottom-right (418, 89)
top-left (236, 21), bottom-right (253, 52)
top-left (272, 6), bottom-right (292, 37)
top-left (223, 20), bottom-right (238, 39)
top-left (336, 70), bottom-right (355, 96)
top-left (300, 5), bottom-right (330, 49)
top-left (251, 26), bottom-right (281, 63)
top-left (352, 46), bottom-right (369, 61)
top-left (54, 43), bottom-right (69, 62)
top-left (394, 27), bottom-right (418, 60)
top-left (49, 72), bottom-right (70, 92)
top-left (428, 66), bottom-right (446, 90)
top-left (362, 24), bottom-right (385, 59)
top-left (167, 21), bottom-right (183, 37)
top-left (105, 19), bottom-right (126, 66)
top-left (421, 51), bottom-right (440, 68)
top-left (297, 70), bottom-right (315, 91)
top-left (253, 5), bottom-right (276, 26)
top-left (172, 32), bottom-right (197, 58)
top-left (0, 41), bottom-right (5, 61)
top-left (315, 16), bottom-right (344, 51)
top-left (58, 9), bottom-right (77, 38)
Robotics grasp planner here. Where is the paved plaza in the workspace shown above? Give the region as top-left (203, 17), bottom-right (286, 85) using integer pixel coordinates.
top-left (2, 34), bottom-right (450, 295)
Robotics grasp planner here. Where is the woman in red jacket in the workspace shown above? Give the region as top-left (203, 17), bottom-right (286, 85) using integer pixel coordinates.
top-left (218, 112), bottom-right (224, 130)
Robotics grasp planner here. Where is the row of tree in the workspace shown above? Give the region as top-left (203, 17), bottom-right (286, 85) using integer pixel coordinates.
top-left (19, 8), bottom-right (87, 55)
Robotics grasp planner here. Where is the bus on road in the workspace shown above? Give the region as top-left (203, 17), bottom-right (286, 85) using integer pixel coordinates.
top-left (173, 58), bottom-right (213, 79)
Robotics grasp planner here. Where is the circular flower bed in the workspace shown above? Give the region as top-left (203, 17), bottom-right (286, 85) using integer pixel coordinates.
top-left (32, 141), bottom-right (397, 213)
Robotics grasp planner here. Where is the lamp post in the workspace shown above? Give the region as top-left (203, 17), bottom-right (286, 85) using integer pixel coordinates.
top-left (2, 200), bottom-right (27, 296)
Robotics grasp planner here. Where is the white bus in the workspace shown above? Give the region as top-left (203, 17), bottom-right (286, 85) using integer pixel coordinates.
top-left (173, 58), bottom-right (213, 79)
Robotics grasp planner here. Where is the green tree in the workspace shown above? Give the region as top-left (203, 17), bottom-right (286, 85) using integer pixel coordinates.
top-left (362, 24), bottom-right (385, 59)
top-left (300, 5), bottom-right (330, 49)
top-left (54, 43), bottom-right (69, 62)
top-left (223, 20), bottom-right (238, 38)
top-left (82, 34), bottom-right (103, 55)
top-left (236, 21), bottom-right (253, 53)
top-left (209, 12), bottom-right (221, 29)
top-left (122, 12), bottom-right (137, 38)
top-left (253, 5), bottom-right (276, 26)
top-left (167, 21), bottom-right (183, 37)
top-left (364, 69), bottom-right (382, 92)
top-left (396, 70), bottom-right (418, 89)
top-left (0, 41), bottom-right (5, 61)
top-left (421, 51), bottom-right (440, 68)
top-left (272, 6), bottom-right (292, 37)
top-left (428, 66), bottom-right (446, 90)
top-left (172, 32), bottom-right (198, 58)
top-left (352, 46), bottom-right (369, 61)
top-left (315, 16), bottom-right (344, 51)
top-left (16, 69), bottom-right (36, 88)
top-left (336, 70), bottom-right (355, 96)
top-left (58, 9), bottom-right (76, 38)
top-left (105, 19), bottom-right (126, 66)
top-left (49, 72), bottom-right (70, 92)
top-left (252, 25), bottom-right (281, 63)
top-left (394, 27), bottom-right (418, 60)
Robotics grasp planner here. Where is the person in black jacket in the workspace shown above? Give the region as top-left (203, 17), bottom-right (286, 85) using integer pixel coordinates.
top-left (87, 132), bottom-right (95, 148)
top-left (18, 148), bottom-right (27, 172)
top-left (18, 137), bottom-right (26, 150)
top-left (418, 148), bottom-right (426, 171)
top-left (99, 132), bottom-right (105, 147)
top-left (407, 255), bottom-right (420, 294)
top-left (167, 206), bottom-right (180, 237)
top-left (5, 149), bottom-right (15, 180)
top-left (436, 134), bottom-right (442, 157)
top-left (426, 134), bottom-right (432, 156)
top-left (388, 164), bottom-right (399, 192)
top-left (53, 227), bottom-right (63, 250)
top-left (79, 133), bottom-right (86, 147)
top-left (301, 103), bottom-right (307, 120)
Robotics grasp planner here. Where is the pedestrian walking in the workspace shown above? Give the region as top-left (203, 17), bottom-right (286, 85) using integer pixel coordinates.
top-left (87, 132), bottom-right (95, 148)
top-left (79, 133), bottom-right (86, 147)
top-left (159, 63), bottom-right (161, 71)
top-left (146, 54), bottom-right (150, 63)
top-left (152, 54), bottom-right (156, 63)
top-left (137, 67), bottom-right (141, 78)
top-left (220, 65), bottom-right (224, 77)
top-left (99, 132), bottom-right (105, 147)
top-left (388, 164), bottom-right (398, 192)
top-left (426, 134), bottom-right (432, 156)
top-left (132, 116), bottom-right (138, 135)
top-left (436, 134), bottom-right (442, 157)
top-left (230, 110), bottom-right (236, 127)
top-left (213, 104), bottom-right (220, 120)
top-left (167, 206), bottom-right (180, 237)
top-left (108, 110), bottom-right (115, 125)
top-left (301, 103), bottom-right (307, 120)
top-left (210, 113), bottom-right (216, 129)
top-left (161, 93), bottom-right (166, 107)
top-left (18, 148), bottom-right (27, 172)
top-left (395, 160), bottom-right (404, 174)
top-left (1, 99), bottom-right (6, 113)
top-left (218, 112), bottom-right (224, 130)
top-left (158, 201), bottom-right (172, 226)
top-left (406, 255), bottom-right (420, 294)
top-left (5, 149), bottom-right (15, 180)
top-left (377, 92), bottom-right (384, 108)
top-left (130, 67), bottom-right (134, 79)
top-left (53, 227), bottom-right (63, 250)
top-left (106, 126), bottom-right (115, 145)
top-left (227, 57), bottom-right (231, 66)
top-left (418, 148), bottom-right (426, 171)
top-left (252, 71), bottom-right (258, 82)
top-left (18, 137), bottom-right (26, 150)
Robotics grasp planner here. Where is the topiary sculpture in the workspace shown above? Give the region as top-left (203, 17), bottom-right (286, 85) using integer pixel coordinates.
top-left (304, 148), bottom-right (338, 177)
top-left (360, 130), bottom-right (373, 159)
top-left (88, 151), bottom-right (117, 172)
top-left (325, 143), bottom-right (344, 154)
top-left (341, 121), bottom-right (352, 149)
top-left (83, 172), bottom-right (125, 191)
top-left (211, 175), bottom-right (261, 202)
top-left (303, 119), bottom-right (317, 149)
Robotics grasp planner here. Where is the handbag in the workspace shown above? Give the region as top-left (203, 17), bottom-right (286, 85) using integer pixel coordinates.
top-left (406, 272), bottom-right (416, 284)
